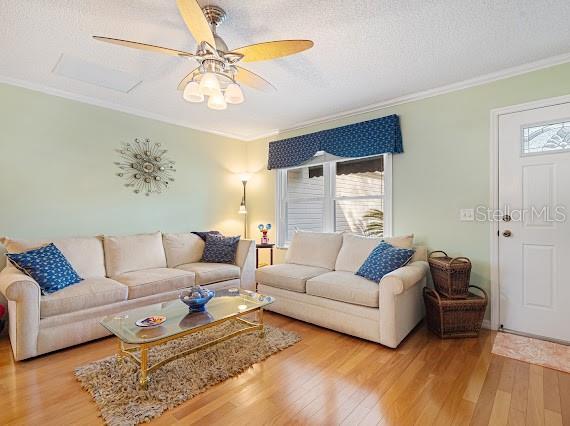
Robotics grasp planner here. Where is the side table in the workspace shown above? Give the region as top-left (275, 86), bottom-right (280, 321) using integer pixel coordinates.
top-left (256, 243), bottom-right (275, 268)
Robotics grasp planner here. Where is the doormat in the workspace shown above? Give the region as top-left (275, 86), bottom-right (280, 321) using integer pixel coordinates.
top-left (492, 331), bottom-right (570, 374)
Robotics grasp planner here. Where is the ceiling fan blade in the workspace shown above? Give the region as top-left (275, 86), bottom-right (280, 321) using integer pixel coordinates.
top-left (93, 36), bottom-right (194, 57)
top-left (177, 66), bottom-right (201, 91)
top-left (236, 67), bottom-right (276, 92)
top-left (231, 40), bottom-right (314, 62)
top-left (176, 0), bottom-right (216, 47)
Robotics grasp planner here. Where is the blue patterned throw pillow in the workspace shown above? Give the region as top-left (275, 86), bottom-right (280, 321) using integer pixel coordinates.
top-left (201, 234), bottom-right (241, 264)
top-left (191, 230), bottom-right (221, 241)
top-left (356, 242), bottom-right (415, 283)
top-left (7, 243), bottom-right (82, 294)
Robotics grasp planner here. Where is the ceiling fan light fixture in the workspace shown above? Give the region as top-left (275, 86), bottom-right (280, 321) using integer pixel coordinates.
top-left (207, 90), bottom-right (227, 110)
top-left (225, 83), bottom-right (244, 104)
top-left (183, 81), bottom-right (204, 102)
top-left (199, 72), bottom-right (220, 96)
top-left (94, 1), bottom-right (314, 112)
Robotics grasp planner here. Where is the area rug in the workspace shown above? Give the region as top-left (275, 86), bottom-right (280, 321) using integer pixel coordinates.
top-left (492, 331), bottom-right (570, 373)
top-left (75, 321), bottom-right (300, 426)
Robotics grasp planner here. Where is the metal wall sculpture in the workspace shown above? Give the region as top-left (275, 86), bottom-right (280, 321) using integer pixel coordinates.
top-left (114, 138), bottom-right (176, 196)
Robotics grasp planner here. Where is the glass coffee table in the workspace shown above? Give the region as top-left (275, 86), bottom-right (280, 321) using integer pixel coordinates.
top-left (100, 288), bottom-right (274, 388)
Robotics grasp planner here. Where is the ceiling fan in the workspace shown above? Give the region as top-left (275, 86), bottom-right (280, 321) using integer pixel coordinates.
top-left (93, 0), bottom-right (314, 110)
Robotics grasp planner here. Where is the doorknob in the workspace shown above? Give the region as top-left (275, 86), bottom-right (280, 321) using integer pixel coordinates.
top-left (502, 230), bottom-right (512, 237)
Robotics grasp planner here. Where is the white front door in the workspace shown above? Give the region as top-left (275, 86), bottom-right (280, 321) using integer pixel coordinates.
top-left (498, 101), bottom-right (570, 343)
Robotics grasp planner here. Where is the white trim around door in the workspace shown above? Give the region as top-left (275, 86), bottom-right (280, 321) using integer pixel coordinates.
top-left (489, 93), bottom-right (570, 331)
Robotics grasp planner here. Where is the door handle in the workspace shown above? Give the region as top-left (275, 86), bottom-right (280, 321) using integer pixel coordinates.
top-left (502, 230), bottom-right (512, 237)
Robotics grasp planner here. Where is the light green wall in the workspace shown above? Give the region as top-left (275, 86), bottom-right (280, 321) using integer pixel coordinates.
top-left (3, 62), bottom-right (570, 315)
top-left (0, 83), bottom-right (248, 267)
top-left (247, 62), bottom-right (570, 308)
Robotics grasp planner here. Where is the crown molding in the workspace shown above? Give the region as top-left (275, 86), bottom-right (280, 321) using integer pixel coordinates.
top-left (253, 52), bottom-right (570, 141)
top-left (2, 51), bottom-right (570, 142)
top-left (0, 75), bottom-right (251, 141)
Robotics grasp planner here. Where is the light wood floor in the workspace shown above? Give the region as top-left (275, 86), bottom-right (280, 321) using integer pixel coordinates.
top-left (0, 313), bottom-right (568, 425)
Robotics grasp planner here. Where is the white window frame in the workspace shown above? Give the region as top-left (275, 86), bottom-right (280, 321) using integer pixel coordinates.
top-left (275, 153), bottom-right (392, 248)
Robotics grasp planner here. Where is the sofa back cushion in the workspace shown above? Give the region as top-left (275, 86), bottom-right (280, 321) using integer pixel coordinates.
top-left (1, 236), bottom-right (106, 278)
top-left (104, 232), bottom-right (167, 277)
top-left (285, 231), bottom-right (343, 270)
top-left (335, 233), bottom-right (414, 273)
top-left (162, 233), bottom-right (204, 267)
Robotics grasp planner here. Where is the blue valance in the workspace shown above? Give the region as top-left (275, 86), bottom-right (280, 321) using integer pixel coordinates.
top-left (267, 114), bottom-right (403, 170)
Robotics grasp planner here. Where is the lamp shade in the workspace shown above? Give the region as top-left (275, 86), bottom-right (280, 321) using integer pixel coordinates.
top-left (225, 83), bottom-right (244, 104)
top-left (183, 81), bottom-right (204, 103)
top-left (199, 72), bottom-right (221, 96)
top-left (208, 90), bottom-right (227, 110)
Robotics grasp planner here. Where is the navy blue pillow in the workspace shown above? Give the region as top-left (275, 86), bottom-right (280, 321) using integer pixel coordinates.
top-left (191, 230), bottom-right (221, 242)
top-left (356, 242), bottom-right (415, 283)
top-left (201, 234), bottom-right (240, 264)
top-left (7, 243), bottom-right (82, 294)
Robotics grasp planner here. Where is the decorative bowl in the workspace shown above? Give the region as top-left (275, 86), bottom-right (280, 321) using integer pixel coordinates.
top-left (135, 315), bottom-right (167, 328)
top-left (179, 286), bottom-right (215, 312)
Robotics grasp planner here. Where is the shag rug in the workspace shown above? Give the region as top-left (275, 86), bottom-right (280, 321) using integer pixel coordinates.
top-left (75, 321), bottom-right (300, 426)
top-left (492, 331), bottom-right (570, 374)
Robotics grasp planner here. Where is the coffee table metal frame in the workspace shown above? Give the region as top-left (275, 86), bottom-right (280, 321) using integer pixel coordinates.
top-left (114, 308), bottom-right (265, 388)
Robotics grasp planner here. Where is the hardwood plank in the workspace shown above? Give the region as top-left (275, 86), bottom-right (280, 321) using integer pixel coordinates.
top-left (508, 408), bottom-right (526, 426)
top-left (488, 390), bottom-right (512, 426)
top-left (463, 332), bottom-right (495, 403)
top-left (527, 364), bottom-right (545, 426)
top-left (543, 368), bottom-right (561, 414)
top-left (558, 372), bottom-right (570, 426)
top-left (510, 360), bottom-right (530, 413)
top-left (469, 355), bottom-right (504, 426)
top-left (544, 409), bottom-right (563, 426)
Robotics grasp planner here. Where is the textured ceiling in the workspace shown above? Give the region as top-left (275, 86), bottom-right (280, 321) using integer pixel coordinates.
top-left (1, 0), bottom-right (570, 140)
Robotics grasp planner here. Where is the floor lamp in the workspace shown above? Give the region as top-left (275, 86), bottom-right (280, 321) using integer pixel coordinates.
top-left (238, 174), bottom-right (250, 238)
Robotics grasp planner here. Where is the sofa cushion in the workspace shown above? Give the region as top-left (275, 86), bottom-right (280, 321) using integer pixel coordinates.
top-left (177, 262), bottom-right (240, 285)
top-left (255, 263), bottom-right (330, 293)
top-left (285, 231), bottom-right (343, 270)
top-left (335, 234), bottom-right (383, 273)
top-left (306, 271), bottom-right (379, 308)
top-left (384, 234), bottom-right (414, 249)
top-left (113, 268), bottom-right (195, 299)
top-left (40, 277), bottom-right (128, 318)
top-left (1, 236), bottom-right (106, 278)
top-left (104, 232), bottom-right (167, 277)
top-left (162, 233), bottom-right (204, 267)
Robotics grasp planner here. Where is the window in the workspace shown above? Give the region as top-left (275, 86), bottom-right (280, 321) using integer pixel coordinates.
top-left (276, 154), bottom-right (391, 247)
top-left (522, 120), bottom-right (570, 155)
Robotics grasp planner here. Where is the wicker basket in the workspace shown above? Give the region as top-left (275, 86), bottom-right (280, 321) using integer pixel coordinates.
top-left (423, 286), bottom-right (487, 339)
top-left (428, 251), bottom-right (472, 299)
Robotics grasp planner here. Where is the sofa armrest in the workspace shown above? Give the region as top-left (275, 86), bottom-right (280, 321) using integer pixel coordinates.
top-left (378, 261), bottom-right (429, 348)
top-left (379, 261), bottom-right (429, 295)
top-left (235, 239), bottom-right (255, 291)
top-left (0, 267), bottom-right (41, 360)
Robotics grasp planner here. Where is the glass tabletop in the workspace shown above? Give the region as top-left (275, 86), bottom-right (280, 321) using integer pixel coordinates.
top-left (100, 288), bottom-right (274, 345)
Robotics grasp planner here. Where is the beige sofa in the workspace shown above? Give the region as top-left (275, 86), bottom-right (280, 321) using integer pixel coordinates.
top-left (0, 231), bottom-right (255, 361)
top-left (256, 232), bottom-right (428, 348)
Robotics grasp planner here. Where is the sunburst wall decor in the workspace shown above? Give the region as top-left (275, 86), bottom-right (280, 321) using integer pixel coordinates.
top-left (114, 138), bottom-right (176, 196)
